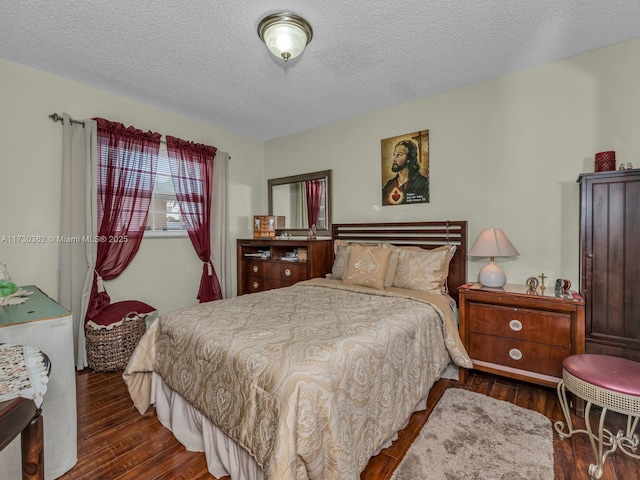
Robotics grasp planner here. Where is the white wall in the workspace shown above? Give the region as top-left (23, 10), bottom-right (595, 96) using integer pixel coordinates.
top-left (264, 38), bottom-right (640, 289)
top-left (0, 59), bottom-right (264, 314)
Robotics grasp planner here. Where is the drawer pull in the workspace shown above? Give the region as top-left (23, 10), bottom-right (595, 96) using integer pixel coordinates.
top-left (252, 265), bottom-right (258, 273)
top-left (509, 320), bottom-right (523, 332)
top-left (284, 268), bottom-right (292, 277)
top-left (509, 348), bottom-right (523, 360)
top-left (253, 281), bottom-right (259, 289)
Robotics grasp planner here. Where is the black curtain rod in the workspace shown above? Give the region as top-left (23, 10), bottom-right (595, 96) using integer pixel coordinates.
top-left (49, 113), bottom-right (85, 126)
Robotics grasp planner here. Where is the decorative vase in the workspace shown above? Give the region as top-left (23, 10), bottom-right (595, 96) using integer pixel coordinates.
top-left (595, 151), bottom-right (616, 172)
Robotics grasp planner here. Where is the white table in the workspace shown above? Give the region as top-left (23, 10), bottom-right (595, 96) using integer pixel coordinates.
top-left (0, 286), bottom-right (77, 480)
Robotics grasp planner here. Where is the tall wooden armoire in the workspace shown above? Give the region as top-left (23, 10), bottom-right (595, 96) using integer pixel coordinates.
top-left (578, 169), bottom-right (640, 362)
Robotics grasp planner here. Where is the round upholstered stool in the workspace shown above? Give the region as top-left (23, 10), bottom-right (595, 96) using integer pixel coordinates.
top-left (555, 354), bottom-right (640, 479)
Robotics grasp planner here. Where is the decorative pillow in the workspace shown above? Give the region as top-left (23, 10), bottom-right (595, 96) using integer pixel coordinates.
top-left (381, 243), bottom-right (457, 258)
top-left (331, 241), bottom-right (383, 280)
top-left (331, 244), bottom-right (351, 280)
top-left (333, 240), bottom-right (380, 255)
top-left (343, 245), bottom-right (393, 290)
top-left (88, 300), bottom-right (157, 327)
top-left (384, 249), bottom-right (400, 287)
top-left (333, 239), bottom-right (349, 255)
top-left (392, 245), bottom-right (454, 294)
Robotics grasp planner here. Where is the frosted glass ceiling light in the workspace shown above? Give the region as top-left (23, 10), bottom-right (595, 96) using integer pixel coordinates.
top-left (258, 13), bottom-right (313, 62)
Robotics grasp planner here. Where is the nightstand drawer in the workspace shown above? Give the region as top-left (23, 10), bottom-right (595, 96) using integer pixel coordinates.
top-left (470, 333), bottom-right (568, 378)
top-left (468, 302), bottom-right (571, 347)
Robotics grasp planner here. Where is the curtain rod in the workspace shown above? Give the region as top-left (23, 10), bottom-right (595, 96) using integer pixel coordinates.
top-left (47, 112), bottom-right (230, 158)
top-left (50, 113), bottom-right (167, 144)
top-left (49, 113), bottom-right (85, 126)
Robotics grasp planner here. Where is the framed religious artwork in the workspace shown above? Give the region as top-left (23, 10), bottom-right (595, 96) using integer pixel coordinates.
top-left (381, 130), bottom-right (430, 206)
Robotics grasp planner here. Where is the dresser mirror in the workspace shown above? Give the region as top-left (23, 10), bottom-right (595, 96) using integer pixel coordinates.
top-left (268, 170), bottom-right (332, 236)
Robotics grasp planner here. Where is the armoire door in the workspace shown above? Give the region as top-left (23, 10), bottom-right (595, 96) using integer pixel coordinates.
top-left (578, 169), bottom-right (640, 362)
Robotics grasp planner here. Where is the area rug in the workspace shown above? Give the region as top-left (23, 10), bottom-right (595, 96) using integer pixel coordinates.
top-left (390, 388), bottom-right (554, 480)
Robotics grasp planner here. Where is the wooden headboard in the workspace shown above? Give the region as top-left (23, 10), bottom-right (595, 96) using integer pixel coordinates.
top-left (331, 221), bottom-right (468, 303)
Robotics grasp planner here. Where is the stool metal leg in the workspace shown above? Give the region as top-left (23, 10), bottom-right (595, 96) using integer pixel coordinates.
top-left (555, 380), bottom-right (618, 480)
top-left (586, 404), bottom-right (617, 480)
top-left (554, 380), bottom-right (575, 439)
top-left (616, 415), bottom-right (640, 459)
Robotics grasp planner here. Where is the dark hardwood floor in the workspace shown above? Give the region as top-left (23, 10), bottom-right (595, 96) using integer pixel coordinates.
top-left (57, 368), bottom-right (639, 480)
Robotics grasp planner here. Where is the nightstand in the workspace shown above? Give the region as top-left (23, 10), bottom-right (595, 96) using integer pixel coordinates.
top-left (458, 283), bottom-right (585, 388)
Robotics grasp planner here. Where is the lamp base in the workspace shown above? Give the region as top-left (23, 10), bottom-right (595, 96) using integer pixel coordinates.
top-left (478, 260), bottom-right (507, 288)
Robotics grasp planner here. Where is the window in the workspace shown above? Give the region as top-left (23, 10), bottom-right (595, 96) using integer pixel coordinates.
top-left (145, 143), bottom-right (187, 236)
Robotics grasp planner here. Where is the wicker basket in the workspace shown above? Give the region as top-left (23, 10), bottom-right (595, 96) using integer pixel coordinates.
top-left (86, 314), bottom-right (146, 372)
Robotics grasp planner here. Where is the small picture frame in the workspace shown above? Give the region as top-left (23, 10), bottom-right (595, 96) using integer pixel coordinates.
top-left (555, 278), bottom-right (571, 294)
top-left (253, 215), bottom-right (285, 239)
top-left (253, 215), bottom-right (276, 238)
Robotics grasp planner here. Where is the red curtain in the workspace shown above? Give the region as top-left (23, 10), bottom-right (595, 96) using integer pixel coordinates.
top-left (86, 118), bottom-right (161, 320)
top-left (166, 136), bottom-right (222, 303)
top-left (305, 179), bottom-right (322, 229)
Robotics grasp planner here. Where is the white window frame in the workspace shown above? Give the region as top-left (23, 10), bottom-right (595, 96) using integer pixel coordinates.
top-left (144, 142), bottom-right (188, 238)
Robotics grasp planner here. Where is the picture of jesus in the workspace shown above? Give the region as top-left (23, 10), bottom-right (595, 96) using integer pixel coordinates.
top-left (381, 130), bottom-right (429, 205)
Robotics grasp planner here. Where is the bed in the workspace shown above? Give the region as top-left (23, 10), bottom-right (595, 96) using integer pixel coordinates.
top-left (123, 221), bottom-right (472, 480)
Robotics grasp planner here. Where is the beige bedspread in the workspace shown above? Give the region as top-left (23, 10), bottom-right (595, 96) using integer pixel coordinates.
top-left (124, 278), bottom-right (471, 480)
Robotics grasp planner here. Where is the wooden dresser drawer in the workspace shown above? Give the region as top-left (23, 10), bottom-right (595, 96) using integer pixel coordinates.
top-left (244, 276), bottom-right (298, 293)
top-left (468, 302), bottom-right (571, 348)
top-left (244, 260), bottom-right (274, 279)
top-left (244, 276), bottom-right (267, 293)
top-left (273, 263), bottom-right (306, 282)
top-left (244, 261), bottom-right (306, 282)
top-left (469, 333), bottom-right (568, 378)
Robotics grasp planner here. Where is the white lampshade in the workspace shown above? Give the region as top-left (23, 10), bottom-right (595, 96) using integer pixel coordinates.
top-left (258, 13), bottom-right (313, 62)
top-left (468, 228), bottom-right (519, 288)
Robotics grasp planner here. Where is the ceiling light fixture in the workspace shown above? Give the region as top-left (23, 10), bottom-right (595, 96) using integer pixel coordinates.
top-left (257, 12), bottom-right (313, 62)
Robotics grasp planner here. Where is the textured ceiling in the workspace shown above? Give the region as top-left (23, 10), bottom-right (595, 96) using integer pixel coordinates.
top-left (2, 1), bottom-right (640, 141)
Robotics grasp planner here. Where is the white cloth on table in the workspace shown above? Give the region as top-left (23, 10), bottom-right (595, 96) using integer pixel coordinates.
top-left (0, 288), bottom-right (33, 306)
top-left (0, 343), bottom-right (49, 408)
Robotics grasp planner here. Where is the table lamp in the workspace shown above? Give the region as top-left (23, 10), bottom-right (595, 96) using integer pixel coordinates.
top-left (468, 228), bottom-right (519, 288)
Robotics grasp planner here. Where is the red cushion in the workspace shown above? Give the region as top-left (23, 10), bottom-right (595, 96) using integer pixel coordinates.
top-left (563, 354), bottom-right (640, 397)
top-left (90, 300), bottom-right (156, 327)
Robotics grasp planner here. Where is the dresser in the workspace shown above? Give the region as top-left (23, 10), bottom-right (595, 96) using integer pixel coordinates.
top-left (578, 169), bottom-right (640, 362)
top-left (0, 286), bottom-right (77, 480)
top-left (458, 283), bottom-right (585, 388)
top-left (237, 239), bottom-right (333, 295)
